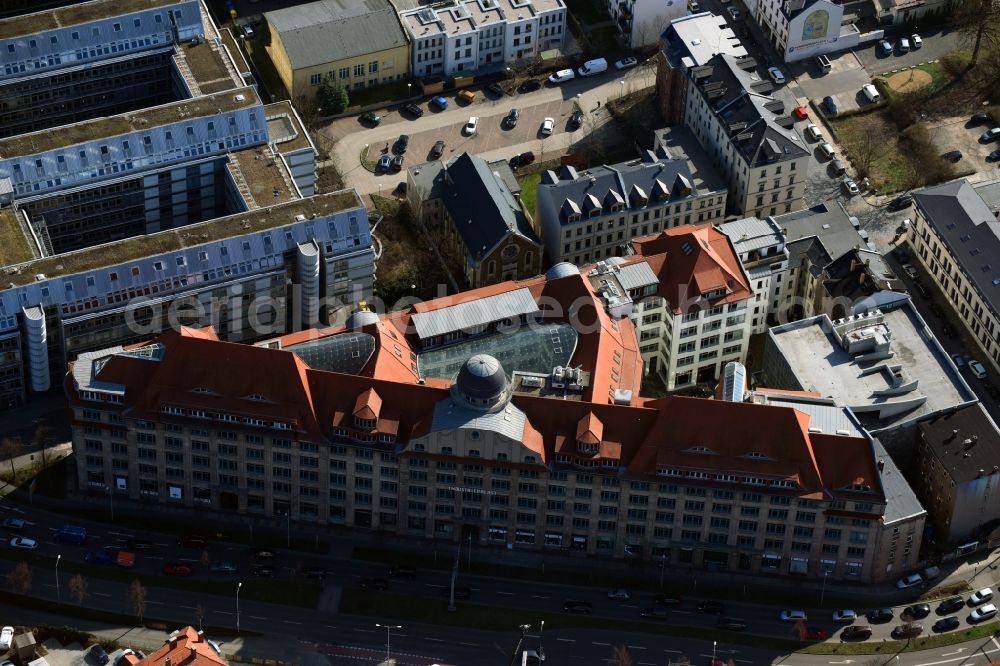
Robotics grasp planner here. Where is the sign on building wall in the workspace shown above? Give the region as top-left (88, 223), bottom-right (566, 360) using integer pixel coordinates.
top-left (801, 9), bottom-right (829, 41)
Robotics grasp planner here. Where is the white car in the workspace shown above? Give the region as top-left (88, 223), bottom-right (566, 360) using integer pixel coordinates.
top-left (614, 57), bottom-right (637, 70)
top-left (971, 603), bottom-right (997, 622)
top-left (806, 124), bottom-right (823, 141)
top-left (464, 117), bottom-right (479, 135)
top-left (970, 587), bottom-right (994, 605)
top-left (768, 66), bottom-right (785, 85)
top-left (780, 610), bottom-right (808, 622)
top-left (969, 360), bottom-right (988, 379)
top-left (0, 627), bottom-right (12, 651)
top-left (896, 573), bottom-right (923, 589)
top-left (911, 33), bottom-right (922, 48)
top-left (522, 649), bottom-right (546, 663)
top-left (832, 610), bottom-right (857, 623)
top-left (548, 69), bottom-right (575, 84)
top-left (607, 588), bottom-right (630, 600)
top-left (902, 263), bottom-right (918, 278)
top-left (541, 117), bottom-right (554, 136)
top-left (1, 518), bottom-right (26, 530)
top-left (9, 536), bottom-right (37, 550)
top-left (843, 178), bottom-right (859, 195)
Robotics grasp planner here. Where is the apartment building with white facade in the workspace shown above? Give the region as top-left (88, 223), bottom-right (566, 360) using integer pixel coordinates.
top-left (743, 0), bottom-right (861, 63)
top-left (607, 0), bottom-right (686, 48)
top-left (401, 0), bottom-right (566, 77)
top-left (719, 216), bottom-right (788, 334)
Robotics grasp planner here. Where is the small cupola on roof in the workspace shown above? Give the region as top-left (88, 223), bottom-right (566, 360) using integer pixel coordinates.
top-left (576, 412), bottom-right (603, 455)
top-left (353, 387), bottom-right (382, 429)
top-left (451, 354), bottom-right (512, 412)
top-left (346, 307), bottom-right (380, 330)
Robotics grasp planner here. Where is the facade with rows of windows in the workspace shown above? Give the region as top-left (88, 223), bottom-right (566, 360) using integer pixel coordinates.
top-left (68, 258), bottom-right (922, 583)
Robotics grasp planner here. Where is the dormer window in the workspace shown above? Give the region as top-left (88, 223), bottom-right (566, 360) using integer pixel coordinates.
top-left (577, 441), bottom-right (598, 455)
top-left (683, 446), bottom-right (715, 455)
top-left (656, 467), bottom-right (682, 477)
top-left (354, 417), bottom-right (376, 429)
top-left (192, 387), bottom-right (213, 394)
top-left (244, 393), bottom-right (268, 402)
top-left (743, 451), bottom-right (772, 460)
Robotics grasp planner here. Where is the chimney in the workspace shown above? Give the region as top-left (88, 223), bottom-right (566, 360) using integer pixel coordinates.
top-left (166, 658), bottom-right (171, 666)
top-left (877, 459), bottom-right (885, 472)
top-left (189, 647), bottom-right (197, 658)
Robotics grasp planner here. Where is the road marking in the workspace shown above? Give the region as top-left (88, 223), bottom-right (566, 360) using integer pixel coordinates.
top-left (627, 645), bottom-right (646, 650)
top-left (145, 556), bottom-right (164, 560)
top-left (178, 558), bottom-right (200, 563)
top-left (425, 584), bottom-right (445, 588)
top-left (93, 592), bottom-right (110, 597)
top-left (556, 638), bottom-right (575, 643)
top-left (42, 584), bottom-right (54, 588)
top-left (180, 605), bottom-right (198, 610)
top-left (424, 637), bottom-right (444, 642)
top-left (592, 642), bottom-right (611, 647)
top-left (147, 601), bottom-right (164, 605)
top-left (155, 543), bottom-right (170, 547)
top-left (283, 621), bottom-right (301, 625)
top-left (639, 662), bottom-right (657, 665)
top-left (664, 649), bottom-right (681, 654)
top-left (620, 604), bottom-right (639, 608)
top-left (458, 642), bottom-right (478, 647)
top-left (496, 591), bottom-right (515, 595)
top-left (672, 609), bottom-right (692, 614)
top-left (249, 616), bottom-right (266, 620)
top-left (531, 595), bottom-right (550, 599)
top-left (325, 625), bottom-right (338, 630)
top-left (214, 610), bottom-right (232, 615)
top-left (353, 629), bottom-right (374, 633)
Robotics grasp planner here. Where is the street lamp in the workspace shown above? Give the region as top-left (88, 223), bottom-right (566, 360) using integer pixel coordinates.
top-left (538, 620), bottom-right (545, 661)
top-left (107, 485), bottom-right (114, 522)
top-left (284, 511), bottom-right (290, 548)
top-left (55, 554), bottom-right (61, 601)
top-left (236, 582), bottom-right (243, 633)
top-left (375, 623), bottom-right (402, 661)
top-left (619, 80), bottom-right (625, 99)
top-left (820, 569), bottom-right (829, 606)
top-left (712, 640), bottom-right (717, 663)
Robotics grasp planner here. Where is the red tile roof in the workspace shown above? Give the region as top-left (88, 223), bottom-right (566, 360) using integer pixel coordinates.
top-left (136, 627), bottom-right (227, 666)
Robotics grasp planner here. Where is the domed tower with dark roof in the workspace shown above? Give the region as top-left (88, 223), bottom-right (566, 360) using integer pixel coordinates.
top-left (451, 354), bottom-right (512, 413)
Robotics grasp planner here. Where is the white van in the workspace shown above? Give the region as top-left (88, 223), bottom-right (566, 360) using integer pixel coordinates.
top-left (578, 58), bottom-right (608, 77)
top-left (862, 84), bottom-right (881, 103)
top-left (819, 142), bottom-right (836, 160)
top-left (815, 54), bottom-right (831, 74)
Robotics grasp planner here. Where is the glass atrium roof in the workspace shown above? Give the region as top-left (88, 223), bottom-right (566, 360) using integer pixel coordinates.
top-left (286, 332), bottom-right (376, 374)
top-left (418, 323), bottom-right (578, 380)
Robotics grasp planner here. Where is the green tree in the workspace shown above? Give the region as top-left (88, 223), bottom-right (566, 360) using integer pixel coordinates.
top-left (317, 76), bottom-right (349, 114)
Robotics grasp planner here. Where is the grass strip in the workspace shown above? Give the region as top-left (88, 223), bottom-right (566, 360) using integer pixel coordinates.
top-left (800, 620), bottom-right (1000, 655)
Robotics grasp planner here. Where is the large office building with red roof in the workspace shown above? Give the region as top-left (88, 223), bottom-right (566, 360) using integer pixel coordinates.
top-left (66, 230), bottom-right (923, 581)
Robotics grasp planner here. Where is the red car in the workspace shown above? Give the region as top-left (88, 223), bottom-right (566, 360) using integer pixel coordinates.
top-left (163, 562), bottom-right (194, 576)
top-left (793, 106), bottom-right (809, 120)
top-left (803, 627), bottom-right (828, 640)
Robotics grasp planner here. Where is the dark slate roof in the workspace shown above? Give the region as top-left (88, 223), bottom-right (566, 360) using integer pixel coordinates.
top-left (773, 201), bottom-right (865, 275)
top-left (914, 180), bottom-right (1000, 319)
top-left (918, 403), bottom-right (1000, 484)
top-left (536, 149), bottom-right (700, 226)
top-left (823, 248), bottom-right (905, 301)
top-left (690, 54), bottom-right (809, 167)
top-left (438, 153), bottom-right (540, 264)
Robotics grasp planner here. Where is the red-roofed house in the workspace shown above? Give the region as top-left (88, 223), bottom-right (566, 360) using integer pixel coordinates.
top-left (136, 627), bottom-right (227, 666)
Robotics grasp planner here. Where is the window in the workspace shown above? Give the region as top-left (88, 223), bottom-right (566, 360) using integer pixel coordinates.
top-left (310, 73), bottom-right (321, 85)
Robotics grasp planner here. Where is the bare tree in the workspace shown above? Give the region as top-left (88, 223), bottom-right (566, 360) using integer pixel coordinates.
top-left (951, 0), bottom-right (1000, 68)
top-left (68, 574), bottom-right (88, 605)
top-left (194, 604), bottom-right (206, 632)
top-left (609, 645), bottom-right (633, 666)
top-left (0, 437), bottom-right (23, 480)
top-left (7, 561), bottom-right (33, 595)
top-left (127, 579), bottom-right (147, 623)
top-left (853, 127), bottom-right (882, 181)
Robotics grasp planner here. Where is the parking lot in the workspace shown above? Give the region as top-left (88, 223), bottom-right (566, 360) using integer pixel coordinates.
top-left (925, 116), bottom-right (1000, 178)
top-left (856, 27), bottom-right (964, 75)
top-left (793, 50), bottom-right (872, 115)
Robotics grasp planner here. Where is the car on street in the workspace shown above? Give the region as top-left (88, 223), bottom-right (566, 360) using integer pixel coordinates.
top-left (615, 57), bottom-right (638, 69)
top-left (394, 134), bottom-right (409, 154)
top-left (698, 601), bottom-right (726, 614)
top-left (832, 610), bottom-right (857, 623)
top-left (90, 645), bottom-right (110, 666)
top-left (251, 565), bottom-right (273, 578)
top-left (892, 623), bottom-right (923, 639)
top-left (793, 105), bottom-right (808, 120)
top-left (548, 69), bottom-right (575, 84)
top-left (9, 537), bottom-right (37, 549)
top-left (360, 111), bottom-right (381, 126)
top-left (607, 588), bottom-right (630, 600)
top-left (517, 79), bottom-right (541, 94)
top-left (969, 360), bottom-right (988, 379)
top-left (521, 649), bottom-right (545, 664)
top-left (933, 615), bottom-right (960, 631)
top-left (541, 117), bottom-right (554, 135)
top-left (2, 518), bottom-right (26, 531)
top-left (951, 353), bottom-right (966, 368)
top-left (819, 142), bottom-right (836, 160)
top-left (563, 600), bottom-right (593, 614)
top-left (716, 618), bottom-right (747, 631)
top-left (980, 127), bottom-right (1000, 142)
top-left (388, 564), bottom-right (417, 578)
top-left (487, 82), bottom-right (506, 96)
top-left (0, 627), bottom-right (12, 651)
top-left (867, 608), bottom-right (895, 623)
top-left (209, 561), bottom-right (238, 574)
top-left (805, 124), bottom-right (823, 141)
top-left (823, 95), bottom-right (838, 115)
top-left (904, 604), bottom-right (931, 619)
top-left (911, 33), bottom-right (922, 48)
top-left (509, 151), bottom-right (535, 168)
top-left (253, 549), bottom-right (276, 560)
top-left (887, 194), bottom-right (913, 211)
top-left (879, 39), bottom-right (892, 55)
top-left (767, 66), bottom-right (785, 84)
top-left (830, 159), bottom-right (846, 176)
top-left (83, 548), bottom-right (115, 564)
top-left (430, 140), bottom-right (446, 159)
top-left (843, 178), bottom-right (859, 195)
top-left (377, 154), bottom-right (391, 172)
top-left (942, 150), bottom-right (963, 162)
top-left (902, 263), bottom-right (918, 278)
top-left (464, 116), bottom-right (479, 135)
top-left (403, 103), bottom-right (424, 118)
top-left (568, 109), bottom-right (584, 130)
top-left (897, 573), bottom-right (923, 589)
top-left (361, 577), bottom-right (389, 591)
top-left (727, 6), bottom-right (741, 19)
top-left (971, 604), bottom-right (997, 622)
top-left (431, 95), bottom-right (448, 110)
top-left (178, 534), bottom-right (208, 549)
top-left (504, 108), bottom-right (520, 128)
top-left (780, 610), bottom-right (808, 622)
top-left (841, 625), bottom-right (872, 640)
top-left (970, 587), bottom-right (994, 605)
top-left (803, 627), bottom-right (827, 640)
top-left (640, 606), bottom-right (669, 619)
top-left (391, 154), bottom-right (404, 171)
top-left (898, 37), bottom-right (911, 53)
top-left (655, 593), bottom-right (682, 605)
top-left (970, 112), bottom-right (994, 125)
top-left (989, 149), bottom-right (1000, 162)
top-left (163, 562), bottom-right (193, 576)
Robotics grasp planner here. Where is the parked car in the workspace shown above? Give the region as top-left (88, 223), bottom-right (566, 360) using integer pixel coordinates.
top-left (394, 134), bottom-right (409, 154)
top-left (568, 109), bottom-right (584, 130)
top-left (698, 601), bottom-right (726, 614)
top-left (431, 96), bottom-right (448, 110)
top-left (541, 117), bottom-right (554, 135)
top-left (843, 178), bottom-right (859, 195)
top-left (655, 593), bottom-right (682, 606)
top-left (403, 103), bottom-right (424, 118)
top-left (377, 154), bottom-right (391, 172)
top-left (970, 587), bottom-right (994, 605)
top-left (823, 95), bottom-right (838, 115)
top-left (9, 537), bottom-right (37, 550)
top-left (971, 604), bottom-right (997, 622)
top-left (83, 548), bottom-right (115, 564)
top-left (862, 83), bottom-right (880, 103)
top-left (793, 105), bottom-right (809, 120)
top-left (563, 600), bottom-right (593, 614)
top-left (464, 117), bottom-right (479, 135)
top-left (727, 6), bottom-right (741, 19)
top-left (615, 57), bottom-right (638, 69)
top-left (90, 645), bottom-right (110, 666)
top-left (391, 154), bottom-right (404, 171)
top-left (980, 127), bottom-right (1000, 142)
top-left (361, 577), bottom-right (389, 591)
top-left (892, 623), bottom-right (923, 639)
top-left (937, 596), bottom-right (966, 615)
top-left (933, 615), bottom-right (961, 632)
top-left (517, 79), bottom-right (541, 93)
top-left (879, 39), bottom-right (892, 55)
top-left (210, 561), bottom-right (238, 574)
top-left (607, 588), bottom-right (630, 600)
top-left (887, 194), bottom-right (913, 211)
top-left (767, 66), bottom-right (785, 84)
top-left (989, 149), bottom-right (1000, 162)
top-left (716, 618), bottom-right (748, 631)
top-left (898, 37), bottom-right (911, 53)
top-left (830, 159), bottom-right (846, 176)
top-left (548, 69), bottom-right (575, 84)
top-left (163, 562), bottom-right (194, 576)
top-left (640, 606), bottom-right (669, 619)
top-left (819, 142), bottom-right (836, 160)
top-left (487, 82), bottom-right (506, 96)
top-left (504, 108), bottom-right (520, 128)
top-left (841, 625), bottom-right (872, 640)
top-left (904, 604), bottom-right (931, 619)
top-left (360, 111), bottom-right (381, 126)
top-left (509, 151), bottom-right (535, 168)
top-left (897, 573), bottom-right (923, 589)
top-left (832, 610), bottom-right (857, 623)
top-left (457, 89), bottom-right (476, 104)
top-left (942, 150), bottom-right (963, 162)
top-left (911, 33), bottom-right (922, 48)
top-left (803, 627), bottom-right (827, 640)
top-left (805, 124), bottom-right (823, 141)
top-left (951, 354), bottom-right (966, 368)
top-left (2, 518), bottom-right (26, 531)
top-left (867, 608), bottom-right (894, 623)
top-left (902, 263), bottom-right (918, 278)
top-left (971, 112), bottom-right (994, 125)
top-left (430, 140), bottom-right (446, 159)
top-left (0, 627), bottom-right (13, 651)
top-left (780, 610), bottom-right (808, 622)
top-left (969, 360), bottom-right (988, 379)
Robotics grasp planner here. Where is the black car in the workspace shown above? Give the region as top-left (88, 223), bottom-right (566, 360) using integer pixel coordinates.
top-left (640, 607), bottom-right (669, 619)
top-left (568, 109), bottom-right (584, 131)
top-left (970, 112), bottom-right (994, 126)
top-left (403, 103), bottom-right (424, 118)
top-left (716, 618), bottom-right (748, 631)
top-left (441, 585), bottom-right (471, 600)
top-left (655, 593), bottom-right (682, 606)
top-left (697, 600), bottom-right (725, 614)
top-left (90, 645), bottom-right (110, 666)
top-left (904, 603), bottom-right (931, 619)
top-left (563, 600), bottom-right (593, 614)
top-left (892, 623), bottom-right (924, 639)
top-left (887, 194), bottom-right (913, 211)
top-left (988, 149), bottom-right (1000, 162)
top-left (517, 79), bottom-right (542, 94)
top-left (867, 608), bottom-right (894, 623)
top-left (841, 625), bottom-right (872, 640)
top-left (933, 615), bottom-right (960, 632)
top-left (125, 538), bottom-right (153, 551)
top-left (942, 150), bottom-right (963, 162)
top-left (509, 151), bottom-right (536, 168)
top-left (430, 140), bottom-right (445, 159)
top-left (251, 565), bottom-right (274, 578)
top-left (487, 82), bottom-right (506, 96)
top-left (391, 154), bottom-right (404, 171)
top-left (388, 564), bottom-right (417, 578)
top-left (394, 134), bottom-right (409, 154)
top-left (504, 108), bottom-right (520, 128)
top-left (936, 596), bottom-right (965, 615)
top-left (361, 577), bottom-right (389, 591)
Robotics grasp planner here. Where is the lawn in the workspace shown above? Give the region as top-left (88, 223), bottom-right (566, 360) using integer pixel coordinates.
top-left (563, 0), bottom-right (605, 25)
top-left (518, 172), bottom-right (541, 218)
top-left (829, 111), bottom-right (915, 193)
top-left (589, 25), bottom-right (625, 56)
